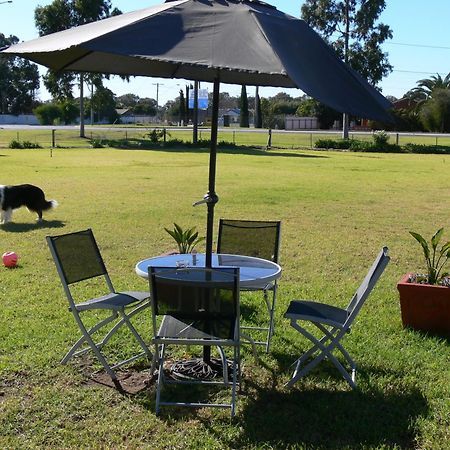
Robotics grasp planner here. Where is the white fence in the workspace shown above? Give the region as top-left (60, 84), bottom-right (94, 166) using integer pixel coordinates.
top-left (0, 114), bottom-right (40, 125)
top-left (285, 116), bottom-right (319, 130)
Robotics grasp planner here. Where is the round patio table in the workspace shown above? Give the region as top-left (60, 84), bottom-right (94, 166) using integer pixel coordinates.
top-left (135, 252), bottom-right (282, 380)
top-left (135, 253), bottom-right (282, 289)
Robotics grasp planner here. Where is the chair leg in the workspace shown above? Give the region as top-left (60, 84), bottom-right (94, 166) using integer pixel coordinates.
top-left (155, 343), bottom-right (166, 416)
top-left (231, 345), bottom-right (239, 417)
top-left (61, 313), bottom-right (118, 364)
top-left (240, 331), bottom-right (259, 362)
top-left (264, 283), bottom-right (277, 353)
top-left (63, 305), bottom-right (152, 388)
top-left (71, 312), bottom-right (121, 384)
top-left (119, 309), bottom-right (153, 360)
top-left (286, 321), bottom-right (356, 389)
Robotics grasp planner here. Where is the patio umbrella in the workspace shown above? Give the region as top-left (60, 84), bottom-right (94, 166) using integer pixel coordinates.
top-left (1, 0), bottom-right (392, 266)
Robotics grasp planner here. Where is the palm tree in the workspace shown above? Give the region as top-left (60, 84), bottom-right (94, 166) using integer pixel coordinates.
top-left (405, 73), bottom-right (450, 132)
top-left (406, 73), bottom-right (450, 105)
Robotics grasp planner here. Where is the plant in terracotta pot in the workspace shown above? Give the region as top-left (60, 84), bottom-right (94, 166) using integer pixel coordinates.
top-left (164, 223), bottom-right (205, 254)
top-left (397, 228), bottom-right (450, 337)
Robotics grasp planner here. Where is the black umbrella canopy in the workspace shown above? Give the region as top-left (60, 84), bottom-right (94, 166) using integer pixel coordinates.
top-left (1, 0), bottom-right (393, 265)
top-left (1, 0), bottom-right (391, 120)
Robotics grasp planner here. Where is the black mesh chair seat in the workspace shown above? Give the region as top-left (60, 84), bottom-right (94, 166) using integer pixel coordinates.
top-left (157, 315), bottom-right (231, 341)
top-left (284, 300), bottom-right (349, 328)
top-left (75, 291), bottom-right (150, 312)
top-left (217, 218), bottom-right (281, 352)
top-left (47, 229), bottom-right (153, 389)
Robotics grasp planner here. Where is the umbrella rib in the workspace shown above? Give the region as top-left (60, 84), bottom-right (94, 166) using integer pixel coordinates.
top-left (248, 11), bottom-right (288, 78)
top-left (59, 50), bottom-right (94, 72)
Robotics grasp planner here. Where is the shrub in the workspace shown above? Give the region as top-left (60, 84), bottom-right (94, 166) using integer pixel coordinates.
top-left (314, 137), bottom-right (402, 153)
top-left (349, 139), bottom-right (373, 151)
top-left (22, 141), bottom-right (42, 149)
top-left (403, 143), bottom-right (450, 154)
top-left (34, 103), bottom-right (61, 125)
top-left (372, 130), bottom-right (389, 148)
top-left (8, 140), bottom-right (42, 149)
top-left (89, 139), bottom-right (104, 148)
top-left (146, 129), bottom-right (168, 143)
top-left (314, 138), bottom-right (352, 149)
top-left (8, 140), bottom-right (23, 149)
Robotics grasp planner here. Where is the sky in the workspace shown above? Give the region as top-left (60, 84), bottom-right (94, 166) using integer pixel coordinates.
top-left (1, 0), bottom-right (450, 105)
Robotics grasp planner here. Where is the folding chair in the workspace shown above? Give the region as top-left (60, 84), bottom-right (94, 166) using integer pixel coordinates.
top-left (284, 247), bottom-right (390, 389)
top-left (46, 229), bottom-right (153, 389)
top-left (149, 266), bottom-right (240, 416)
top-left (217, 219), bottom-right (281, 352)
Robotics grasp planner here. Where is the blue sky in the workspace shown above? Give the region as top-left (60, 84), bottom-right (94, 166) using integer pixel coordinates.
top-left (1, 0), bottom-right (450, 105)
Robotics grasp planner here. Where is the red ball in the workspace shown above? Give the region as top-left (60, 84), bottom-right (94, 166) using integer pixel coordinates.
top-left (2, 251), bottom-right (18, 268)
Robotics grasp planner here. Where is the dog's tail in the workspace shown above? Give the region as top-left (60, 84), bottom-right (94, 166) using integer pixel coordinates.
top-left (43, 199), bottom-right (58, 211)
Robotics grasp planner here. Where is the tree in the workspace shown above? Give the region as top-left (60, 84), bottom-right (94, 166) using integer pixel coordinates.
top-left (254, 86), bottom-right (262, 128)
top-left (406, 73), bottom-right (450, 105)
top-left (34, 1), bottom-right (122, 134)
top-left (419, 88), bottom-right (450, 133)
top-left (116, 93), bottom-right (140, 109)
top-left (133, 98), bottom-right (157, 116)
top-left (34, 103), bottom-right (61, 125)
top-left (0, 34), bottom-right (40, 114)
top-left (301, 0), bottom-right (393, 137)
top-left (403, 73), bottom-right (450, 132)
top-left (86, 86), bottom-right (118, 123)
top-left (296, 98), bottom-right (340, 129)
top-left (179, 89), bottom-right (186, 125)
top-left (239, 85), bottom-right (249, 128)
top-left (58, 98), bottom-right (80, 124)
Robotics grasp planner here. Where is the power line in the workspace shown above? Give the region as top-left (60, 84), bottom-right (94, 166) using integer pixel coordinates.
top-left (386, 42), bottom-right (450, 50)
top-left (392, 69), bottom-right (449, 75)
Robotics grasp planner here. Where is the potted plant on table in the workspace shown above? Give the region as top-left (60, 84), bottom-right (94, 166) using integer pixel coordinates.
top-left (164, 223), bottom-right (205, 254)
top-left (397, 228), bottom-right (450, 337)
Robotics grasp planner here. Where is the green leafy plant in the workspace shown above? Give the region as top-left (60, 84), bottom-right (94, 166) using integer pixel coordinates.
top-left (372, 130), bottom-right (389, 148)
top-left (164, 223), bottom-right (205, 254)
top-left (409, 228), bottom-right (450, 285)
top-left (89, 139), bottom-right (104, 148)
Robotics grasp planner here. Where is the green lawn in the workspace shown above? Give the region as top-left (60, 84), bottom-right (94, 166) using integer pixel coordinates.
top-left (0, 146), bottom-right (449, 449)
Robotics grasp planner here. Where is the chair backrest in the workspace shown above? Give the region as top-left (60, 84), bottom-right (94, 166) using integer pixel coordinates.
top-left (217, 219), bottom-right (281, 263)
top-left (346, 247), bottom-right (390, 322)
top-left (149, 267), bottom-right (240, 340)
top-left (47, 229), bottom-right (112, 294)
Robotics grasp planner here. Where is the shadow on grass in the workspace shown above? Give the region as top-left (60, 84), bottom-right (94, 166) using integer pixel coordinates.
top-left (1, 219), bottom-right (66, 233)
top-left (110, 141), bottom-right (327, 159)
top-left (137, 358), bottom-right (427, 449)
top-left (230, 382), bottom-right (427, 449)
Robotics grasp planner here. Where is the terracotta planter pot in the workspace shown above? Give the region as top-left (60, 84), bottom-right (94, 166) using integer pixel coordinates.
top-left (397, 273), bottom-right (450, 337)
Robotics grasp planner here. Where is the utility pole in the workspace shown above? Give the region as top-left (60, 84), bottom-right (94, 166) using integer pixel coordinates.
top-left (152, 82), bottom-right (160, 121)
top-left (185, 84), bottom-right (190, 125)
top-left (193, 81), bottom-right (199, 144)
top-left (79, 74), bottom-right (85, 138)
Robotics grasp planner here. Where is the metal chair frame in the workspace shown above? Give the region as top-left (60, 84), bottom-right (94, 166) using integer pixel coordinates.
top-left (47, 229), bottom-right (153, 389)
top-left (149, 266), bottom-right (240, 416)
top-left (284, 247), bottom-right (390, 389)
top-left (217, 218), bottom-right (281, 352)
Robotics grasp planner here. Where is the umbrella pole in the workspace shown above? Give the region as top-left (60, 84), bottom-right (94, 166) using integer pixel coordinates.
top-left (200, 79), bottom-right (220, 366)
top-left (205, 78), bottom-right (220, 269)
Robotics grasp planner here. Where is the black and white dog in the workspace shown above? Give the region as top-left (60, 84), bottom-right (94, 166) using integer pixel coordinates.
top-left (0, 184), bottom-right (58, 224)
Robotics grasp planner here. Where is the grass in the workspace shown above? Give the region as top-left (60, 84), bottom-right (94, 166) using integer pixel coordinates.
top-left (0, 145), bottom-right (449, 449)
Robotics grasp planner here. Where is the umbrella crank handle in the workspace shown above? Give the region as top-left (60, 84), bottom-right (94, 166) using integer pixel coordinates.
top-left (192, 193), bottom-right (219, 207)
